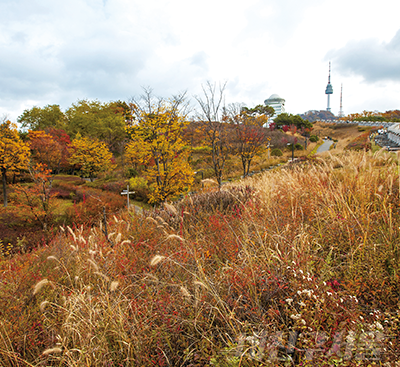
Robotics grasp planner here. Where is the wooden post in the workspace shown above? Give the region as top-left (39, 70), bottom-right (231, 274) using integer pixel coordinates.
top-left (121, 185), bottom-right (135, 209)
top-left (102, 206), bottom-right (114, 247)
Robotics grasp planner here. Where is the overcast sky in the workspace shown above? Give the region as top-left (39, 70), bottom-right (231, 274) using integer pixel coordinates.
top-left (1, 0), bottom-right (400, 122)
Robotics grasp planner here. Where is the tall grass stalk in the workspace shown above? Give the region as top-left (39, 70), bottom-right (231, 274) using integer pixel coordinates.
top-left (1, 150), bottom-right (399, 365)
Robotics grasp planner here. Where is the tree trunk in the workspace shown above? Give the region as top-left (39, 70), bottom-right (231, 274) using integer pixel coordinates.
top-left (242, 158), bottom-right (247, 178)
top-left (246, 160), bottom-right (251, 177)
top-left (2, 168), bottom-right (7, 207)
top-left (217, 169), bottom-right (222, 189)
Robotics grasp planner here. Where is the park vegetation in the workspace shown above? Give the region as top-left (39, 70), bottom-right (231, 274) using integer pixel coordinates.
top-left (1, 87), bottom-right (306, 248)
top-left (1, 88), bottom-right (398, 365)
top-left (0, 149), bottom-right (399, 365)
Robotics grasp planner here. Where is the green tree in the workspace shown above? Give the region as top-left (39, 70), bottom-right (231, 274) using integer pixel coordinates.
top-left (0, 120), bottom-right (30, 207)
top-left (68, 135), bottom-right (115, 181)
top-left (274, 113), bottom-right (312, 130)
top-left (126, 89), bottom-right (194, 204)
top-left (65, 100), bottom-right (127, 152)
top-left (241, 104), bottom-right (275, 120)
top-left (17, 104), bottom-right (66, 131)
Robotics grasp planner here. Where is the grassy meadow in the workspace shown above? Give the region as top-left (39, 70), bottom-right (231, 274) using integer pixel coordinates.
top-left (0, 149), bottom-right (399, 366)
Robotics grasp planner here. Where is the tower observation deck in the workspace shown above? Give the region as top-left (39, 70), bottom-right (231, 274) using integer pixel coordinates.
top-left (325, 62), bottom-right (333, 112)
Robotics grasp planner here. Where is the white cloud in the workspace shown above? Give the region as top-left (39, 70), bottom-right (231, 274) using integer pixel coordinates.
top-left (1, 0), bottom-right (400, 121)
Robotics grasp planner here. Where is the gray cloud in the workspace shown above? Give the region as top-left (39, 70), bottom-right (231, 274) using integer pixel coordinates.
top-left (239, 0), bottom-right (320, 45)
top-left (327, 29), bottom-right (400, 83)
top-left (0, 0), bottom-right (186, 116)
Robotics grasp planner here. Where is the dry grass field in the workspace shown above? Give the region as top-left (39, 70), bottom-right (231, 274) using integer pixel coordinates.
top-left (312, 122), bottom-right (376, 153)
top-left (1, 148), bottom-right (399, 366)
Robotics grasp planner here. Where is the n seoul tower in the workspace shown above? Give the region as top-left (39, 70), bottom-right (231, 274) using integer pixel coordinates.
top-left (325, 62), bottom-right (333, 112)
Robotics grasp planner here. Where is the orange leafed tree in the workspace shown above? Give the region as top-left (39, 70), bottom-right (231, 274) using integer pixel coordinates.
top-left (46, 127), bottom-right (71, 171)
top-left (382, 110), bottom-right (400, 121)
top-left (16, 163), bottom-right (56, 231)
top-left (68, 135), bottom-right (115, 181)
top-left (0, 120), bottom-right (30, 207)
top-left (28, 130), bottom-right (63, 172)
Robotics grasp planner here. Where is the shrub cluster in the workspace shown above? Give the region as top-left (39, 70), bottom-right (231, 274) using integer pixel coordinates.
top-left (129, 176), bottom-right (150, 202)
top-left (271, 148), bottom-right (283, 156)
top-left (65, 188), bottom-right (125, 226)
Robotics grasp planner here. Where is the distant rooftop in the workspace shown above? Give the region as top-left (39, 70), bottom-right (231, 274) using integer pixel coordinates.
top-left (265, 94), bottom-right (285, 103)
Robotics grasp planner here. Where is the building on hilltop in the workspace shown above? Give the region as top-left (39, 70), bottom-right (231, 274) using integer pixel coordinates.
top-left (264, 94), bottom-right (285, 122)
top-left (299, 110), bottom-right (336, 122)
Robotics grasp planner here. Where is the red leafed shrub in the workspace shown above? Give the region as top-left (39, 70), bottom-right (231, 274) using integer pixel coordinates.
top-left (345, 132), bottom-right (371, 151)
top-left (65, 189), bottom-right (125, 226)
top-left (50, 187), bottom-right (72, 199)
top-left (101, 181), bottom-right (127, 193)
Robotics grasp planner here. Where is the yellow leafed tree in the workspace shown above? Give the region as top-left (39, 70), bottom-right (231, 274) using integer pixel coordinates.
top-left (0, 120), bottom-right (30, 207)
top-left (68, 135), bottom-right (114, 181)
top-left (126, 90), bottom-right (194, 204)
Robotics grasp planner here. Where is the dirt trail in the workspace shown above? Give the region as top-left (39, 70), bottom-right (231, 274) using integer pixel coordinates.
top-left (312, 122), bottom-right (364, 153)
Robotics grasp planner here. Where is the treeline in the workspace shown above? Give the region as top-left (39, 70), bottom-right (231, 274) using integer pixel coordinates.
top-left (2, 85), bottom-right (313, 207)
top-left (18, 100), bottom-right (130, 154)
top-left (346, 110), bottom-right (400, 122)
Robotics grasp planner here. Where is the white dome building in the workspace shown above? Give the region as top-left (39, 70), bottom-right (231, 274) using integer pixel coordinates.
top-left (264, 94), bottom-right (286, 122)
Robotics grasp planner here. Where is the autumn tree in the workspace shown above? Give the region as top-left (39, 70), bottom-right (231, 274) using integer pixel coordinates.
top-left (194, 81), bottom-right (232, 187)
top-left (65, 100), bottom-right (127, 153)
top-left (45, 127), bottom-right (71, 171)
top-left (28, 130), bottom-right (63, 172)
top-left (126, 89), bottom-right (194, 204)
top-left (382, 110), bottom-right (400, 121)
top-left (228, 103), bottom-right (271, 177)
top-left (68, 135), bottom-right (115, 181)
top-left (112, 100), bottom-right (134, 124)
top-left (0, 120), bottom-right (30, 207)
top-left (16, 163), bottom-right (56, 231)
top-left (17, 104), bottom-right (66, 131)
top-left (345, 110), bottom-right (386, 122)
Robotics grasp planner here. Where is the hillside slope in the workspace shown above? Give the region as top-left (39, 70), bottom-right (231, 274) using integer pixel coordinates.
top-left (0, 150), bottom-right (399, 365)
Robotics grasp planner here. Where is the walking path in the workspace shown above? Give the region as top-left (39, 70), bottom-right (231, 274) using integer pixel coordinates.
top-left (316, 139), bottom-right (334, 153)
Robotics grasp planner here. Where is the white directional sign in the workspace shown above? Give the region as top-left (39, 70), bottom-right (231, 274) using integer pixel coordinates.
top-left (121, 185), bottom-right (135, 208)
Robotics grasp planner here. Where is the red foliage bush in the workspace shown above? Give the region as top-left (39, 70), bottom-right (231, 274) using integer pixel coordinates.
top-left (65, 189), bottom-right (125, 226)
top-left (345, 132), bottom-right (371, 151)
top-left (100, 181), bottom-right (127, 193)
top-left (50, 187), bottom-right (72, 199)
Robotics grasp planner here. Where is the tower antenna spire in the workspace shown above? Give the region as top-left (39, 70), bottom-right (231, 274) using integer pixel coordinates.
top-left (325, 62), bottom-right (333, 112)
top-left (328, 62), bottom-right (331, 83)
top-left (338, 83), bottom-right (344, 117)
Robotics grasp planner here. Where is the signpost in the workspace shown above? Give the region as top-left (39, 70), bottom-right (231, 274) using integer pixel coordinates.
top-left (267, 142), bottom-right (273, 159)
top-left (121, 185), bottom-right (135, 209)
